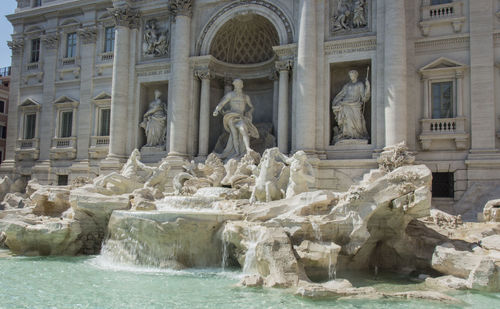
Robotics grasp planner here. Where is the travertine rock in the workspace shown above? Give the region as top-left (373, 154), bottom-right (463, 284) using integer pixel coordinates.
top-left (425, 275), bottom-right (469, 290)
top-left (1, 193), bottom-right (25, 210)
top-left (31, 187), bottom-right (71, 217)
top-left (223, 221), bottom-right (309, 287)
top-left (480, 235), bottom-right (500, 251)
top-left (294, 240), bottom-right (341, 275)
top-left (0, 215), bottom-right (81, 255)
top-left (431, 243), bottom-right (481, 279)
top-left (130, 188), bottom-right (156, 211)
top-left (483, 199), bottom-right (500, 222)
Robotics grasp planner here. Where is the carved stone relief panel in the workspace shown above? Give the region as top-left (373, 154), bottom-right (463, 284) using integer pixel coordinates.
top-left (330, 0), bottom-right (370, 36)
top-left (142, 18), bottom-right (171, 58)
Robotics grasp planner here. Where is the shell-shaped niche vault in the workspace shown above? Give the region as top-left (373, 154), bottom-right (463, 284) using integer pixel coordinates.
top-left (210, 14), bottom-right (279, 65)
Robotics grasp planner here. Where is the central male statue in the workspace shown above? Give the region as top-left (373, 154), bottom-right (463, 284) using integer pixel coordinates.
top-left (213, 79), bottom-right (259, 159)
top-left (332, 69), bottom-right (370, 143)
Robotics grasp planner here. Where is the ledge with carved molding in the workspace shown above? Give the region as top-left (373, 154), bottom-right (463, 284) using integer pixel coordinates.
top-left (50, 137), bottom-right (77, 160)
top-left (89, 136), bottom-right (110, 159)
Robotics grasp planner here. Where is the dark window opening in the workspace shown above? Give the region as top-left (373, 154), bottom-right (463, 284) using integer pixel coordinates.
top-left (58, 175), bottom-right (69, 186)
top-left (432, 172), bottom-right (454, 198)
top-left (31, 38), bottom-right (40, 63)
top-left (0, 101), bottom-right (5, 113)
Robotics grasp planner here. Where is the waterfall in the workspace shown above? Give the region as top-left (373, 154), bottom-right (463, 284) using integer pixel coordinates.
top-left (328, 253), bottom-right (336, 281)
top-left (311, 221), bottom-right (322, 242)
top-left (221, 230), bottom-right (229, 270)
top-left (242, 228), bottom-right (265, 274)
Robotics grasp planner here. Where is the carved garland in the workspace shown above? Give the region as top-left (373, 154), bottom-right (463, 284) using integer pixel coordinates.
top-left (108, 7), bottom-right (141, 29)
top-left (42, 33), bottom-right (60, 50)
top-left (196, 0), bottom-right (293, 55)
top-left (79, 27), bottom-right (98, 44)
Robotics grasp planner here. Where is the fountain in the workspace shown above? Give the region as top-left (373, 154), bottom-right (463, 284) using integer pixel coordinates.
top-left (0, 142), bottom-right (499, 303)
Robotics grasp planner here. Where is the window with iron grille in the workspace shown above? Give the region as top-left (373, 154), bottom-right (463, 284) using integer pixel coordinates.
top-left (24, 113), bottom-right (36, 139)
top-left (31, 38), bottom-right (40, 63)
top-left (66, 33), bottom-right (77, 58)
top-left (104, 26), bottom-right (115, 53)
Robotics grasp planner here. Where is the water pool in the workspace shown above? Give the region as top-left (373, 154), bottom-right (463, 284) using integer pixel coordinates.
top-left (1, 250), bottom-right (499, 308)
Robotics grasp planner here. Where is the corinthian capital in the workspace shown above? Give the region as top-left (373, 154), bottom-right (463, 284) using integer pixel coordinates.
top-left (169, 0), bottom-right (193, 18)
top-left (195, 68), bottom-right (214, 80)
top-left (8, 39), bottom-right (24, 55)
top-left (108, 7), bottom-right (141, 29)
top-left (275, 60), bottom-right (293, 72)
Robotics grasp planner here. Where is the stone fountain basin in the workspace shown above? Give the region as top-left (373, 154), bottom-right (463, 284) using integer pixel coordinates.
top-left (104, 210), bottom-right (242, 268)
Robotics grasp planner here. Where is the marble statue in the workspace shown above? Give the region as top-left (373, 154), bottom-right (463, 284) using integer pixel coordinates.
top-left (352, 0), bottom-right (367, 28)
top-left (285, 150), bottom-right (315, 198)
top-left (94, 149), bottom-right (155, 195)
top-left (331, 69), bottom-right (370, 143)
top-left (250, 148), bottom-right (289, 203)
top-left (140, 89), bottom-right (167, 147)
top-left (143, 19), bottom-right (169, 56)
top-left (213, 79), bottom-right (259, 159)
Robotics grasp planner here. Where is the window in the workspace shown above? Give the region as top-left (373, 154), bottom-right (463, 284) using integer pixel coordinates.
top-left (66, 33), bottom-right (77, 58)
top-left (431, 0), bottom-right (452, 5)
top-left (25, 113), bottom-right (36, 139)
top-left (33, 0), bottom-right (42, 7)
top-left (0, 101), bottom-right (5, 113)
top-left (104, 26), bottom-right (115, 53)
top-left (60, 111), bottom-right (73, 138)
top-left (0, 126), bottom-right (6, 139)
top-left (431, 81), bottom-right (453, 119)
top-left (99, 108), bottom-right (110, 136)
top-left (31, 38), bottom-right (40, 63)
top-left (432, 172), bottom-right (454, 198)
top-left (58, 175), bottom-right (68, 186)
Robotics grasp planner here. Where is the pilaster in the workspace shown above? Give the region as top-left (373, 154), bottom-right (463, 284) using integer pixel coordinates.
top-left (276, 60), bottom-right (292, 154)
top-left (195, 68), bottom-right (214, 158)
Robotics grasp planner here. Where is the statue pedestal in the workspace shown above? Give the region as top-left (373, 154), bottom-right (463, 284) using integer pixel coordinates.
top-left (334, 139), bottom-right (368, 146)
top-left (140, 146), bottom-right (167, 163)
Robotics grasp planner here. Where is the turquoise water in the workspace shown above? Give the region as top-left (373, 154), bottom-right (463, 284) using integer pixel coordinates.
top-left (1, 250), bottom-right (499, 309)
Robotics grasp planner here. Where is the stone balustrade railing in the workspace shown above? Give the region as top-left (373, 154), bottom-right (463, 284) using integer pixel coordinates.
top-left (421, 2), bottom-right (462, 21)
top-left (91, 136), bottom-right (110, 147)
top-left (421, 117), bottom-right (466, 135)
top-left (51, 137), bottom-right (77, 149)
top-left (16, 138), bottom-right (39, 150)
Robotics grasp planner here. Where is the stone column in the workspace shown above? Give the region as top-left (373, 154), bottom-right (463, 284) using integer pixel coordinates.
top-left (168, 0), bottom-right (193, 157)
top-left (384, 0), bottom-right (407, 146)
top-left (196, 69), bottom-right (213, 158)
top-left (276, 60), bottom-right (292, 154)
top-left (105, 7), bottom-right (140, 162)
top-left (295, 0), bottom-right (317, 152)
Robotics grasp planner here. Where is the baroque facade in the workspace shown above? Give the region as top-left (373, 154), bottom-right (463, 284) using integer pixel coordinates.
top-left (3, 0), bottom-right (500, 215)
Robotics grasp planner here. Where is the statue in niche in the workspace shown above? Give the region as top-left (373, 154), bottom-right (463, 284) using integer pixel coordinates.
top-left (331, 69), bottom-right (370, 143)
top-left (331, 0), bottom-right (368, 33)
top-left (213, 79), bottom-right (259, 159)
top-left (140, 89), bottom-right (167, 147)
top-left (143, 19), bottom-right (169, 57)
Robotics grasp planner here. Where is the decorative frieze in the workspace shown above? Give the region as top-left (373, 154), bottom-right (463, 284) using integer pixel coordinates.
top-left (7, 39), bottom-right (24, 55)
top-left (324, 36), bottom-right (376, 55)
top-left (169, 0), bottom-right (193, 18)
top-left (79, 26), bottom-right (98, 44)
top-left (41, 33), bottom-right (59, 50)
top-left (136, 63), bottom-right (171, 77)
top-left (330, 0), bottom-right (369, 35)
top-left (414, 35), bottom-right (469, 54)
top-left (108, 7), bottom-right (141, 29)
